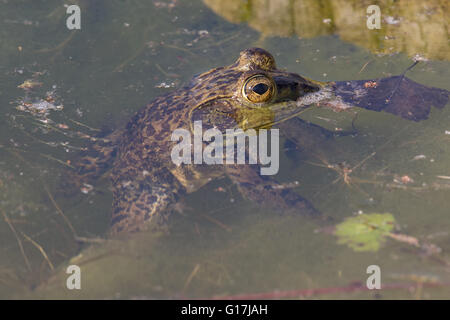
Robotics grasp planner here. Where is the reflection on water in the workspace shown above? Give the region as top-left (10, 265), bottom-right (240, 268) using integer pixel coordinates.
top-left (204, 0), bottom-right (450, 60)
top-left (0, 0), bottom-right (449, 299)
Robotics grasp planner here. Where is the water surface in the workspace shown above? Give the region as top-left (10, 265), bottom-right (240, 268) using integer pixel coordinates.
top-left (0, 0), bottom-right (449, 299)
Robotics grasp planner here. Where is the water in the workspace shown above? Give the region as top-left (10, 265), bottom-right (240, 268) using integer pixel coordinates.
top-left (0, 0), bottom-right (449, 299)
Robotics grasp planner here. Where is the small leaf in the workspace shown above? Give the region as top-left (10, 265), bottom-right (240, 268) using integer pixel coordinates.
top-left (334, 213), bottom-right (395, 252)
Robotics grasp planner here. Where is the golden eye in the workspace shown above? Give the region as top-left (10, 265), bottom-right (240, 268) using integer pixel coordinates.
top-left (242, 74), bottom-right (276, 104)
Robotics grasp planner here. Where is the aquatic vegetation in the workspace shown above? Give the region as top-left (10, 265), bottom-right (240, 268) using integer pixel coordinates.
top-left (334, 213), bottom-right (395, 252)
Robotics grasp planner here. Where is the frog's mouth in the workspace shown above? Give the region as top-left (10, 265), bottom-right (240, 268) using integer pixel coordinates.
top-left (273, 84), bottom-right (341, 124)
top-left (190, 83), bottom-right (341, 133)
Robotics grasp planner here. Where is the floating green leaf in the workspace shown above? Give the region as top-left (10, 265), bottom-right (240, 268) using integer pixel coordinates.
top-left (334, 213), bottom-right (395, 252)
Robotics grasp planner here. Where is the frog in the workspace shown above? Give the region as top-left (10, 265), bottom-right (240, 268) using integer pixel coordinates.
top-left (71, 48), bottom-right (449, 235)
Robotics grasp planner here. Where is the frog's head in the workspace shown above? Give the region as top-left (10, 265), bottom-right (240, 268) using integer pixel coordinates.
top-left (188, 48), bottom-right (324, 132)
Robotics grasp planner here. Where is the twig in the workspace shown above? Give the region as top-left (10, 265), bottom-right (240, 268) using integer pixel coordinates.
top-left (1, 210), bottom-right (32, 272)
top-left (155, 63), bottom-right (178, 78)
top-left (358, 59), bottom-right (373, 74)
top-left (39, 153), bottom-right (75, 169)
top-left (35, 32), bottom-right (76, 54)
top-left (74, 236), bottom-right (108, 244)
top-left (184, 264), bottom-right (201, 292)
top-left (20, 232), bottom-right (54, 271)
top-left (68, 118), bottom-right (101, 132)
top-left (200, 214), bottom-right (232, 232)
top-left (161, 43), bottom-right (196, 56)
top-left (43, 184), bottom-right (77, 237)
top-left (113, 25), bottom-right (153, 72)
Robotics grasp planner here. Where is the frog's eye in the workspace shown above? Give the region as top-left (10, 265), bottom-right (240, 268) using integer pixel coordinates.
top-left (242, 74), bottom-right (276, 104)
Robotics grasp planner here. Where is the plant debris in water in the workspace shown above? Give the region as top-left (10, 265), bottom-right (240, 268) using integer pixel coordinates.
top-left (16, 98), bottom-right (63, 116)
top-left (334, 213), bottom-right (395, 252)
top-left (15, 76), bottom-right (63, 117)
top-left (15, 88), bottom-right (63, 117)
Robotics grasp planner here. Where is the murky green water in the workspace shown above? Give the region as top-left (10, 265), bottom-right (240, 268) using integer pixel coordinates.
top-left (1, 0), bottom-right (449, 299)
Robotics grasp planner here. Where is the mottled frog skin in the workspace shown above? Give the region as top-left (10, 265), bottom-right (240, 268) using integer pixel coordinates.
top-left (110, 48), bottom-right (325, 234)
top-left (72, 48), bottom-right (449, 235)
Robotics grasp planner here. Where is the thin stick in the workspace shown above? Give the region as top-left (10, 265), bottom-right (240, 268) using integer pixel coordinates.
top-left (67, 118), bottom-right (101, 132)
top-left (155, 63), bottom-right (175, 78)
top-left (74, 236), bottom-right (107, 244)
top-left (331, 152), bottom-right (376, 185)
top-left (200, 214), bottom-right (232, 232)
top-left (113, 26), bottom-right (152, 72)
top-left (194, 31), bottom-right (242, 50)
top-left (1, 210), bottom-right (32, 272)
top-left (183, 264), bottom-right (201, 291)
top-left (403, 61), bottom-right (420, 74)
top-left (39, 153), bottom-right (75, 169)
top-left (161, 43), bottom-right (196, 56)
top-left (113, 44), bottom-right (146, 72)
top-left (43, 184), bottom-right (77, 237)
top-left (35, 32), bottom-right (76, 54)
top-left (358, 59), bottom-right (373, 74)
top-left (20, 232), bottom-right (55, 271)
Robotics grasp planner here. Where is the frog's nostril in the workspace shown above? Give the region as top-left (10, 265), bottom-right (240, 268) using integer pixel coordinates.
top-left (252, 83), bottom-right (269, 95)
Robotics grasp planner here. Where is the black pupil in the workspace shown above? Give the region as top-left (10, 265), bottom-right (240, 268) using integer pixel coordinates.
top-left (252, 83), bottom-right (269, 95)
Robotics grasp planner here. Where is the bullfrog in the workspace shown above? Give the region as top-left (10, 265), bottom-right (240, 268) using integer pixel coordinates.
top-left (71, 48), bottom-right (449, 235)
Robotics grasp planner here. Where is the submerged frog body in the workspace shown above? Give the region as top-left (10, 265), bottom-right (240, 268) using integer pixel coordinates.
top-left (72, 48), bottom-right (449, 235)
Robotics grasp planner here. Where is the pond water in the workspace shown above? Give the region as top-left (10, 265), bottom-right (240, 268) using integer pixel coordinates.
top-left (0, 0), bottom-right (449, 299)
